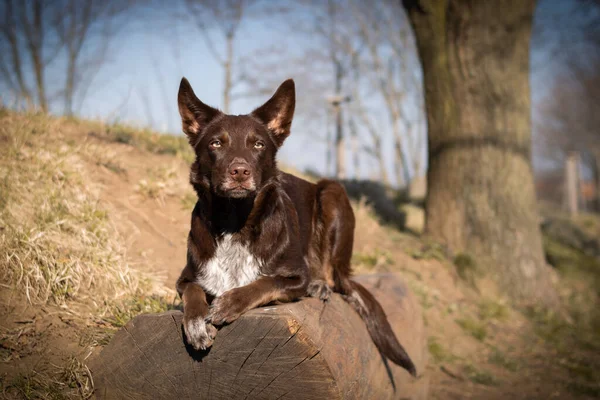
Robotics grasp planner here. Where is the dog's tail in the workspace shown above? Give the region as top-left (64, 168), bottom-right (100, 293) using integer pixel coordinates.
top-left (341, 279), bottom-right (417, 377)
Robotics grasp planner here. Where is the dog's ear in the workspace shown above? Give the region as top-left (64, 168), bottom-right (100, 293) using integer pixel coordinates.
top-left (178, 78), bottom-right (221, 145)
top-left (251, 79), bottom-right (295, 147)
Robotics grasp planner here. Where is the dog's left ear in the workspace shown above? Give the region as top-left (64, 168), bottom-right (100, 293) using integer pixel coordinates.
top-left (251, 79), bottom-right (295, 147)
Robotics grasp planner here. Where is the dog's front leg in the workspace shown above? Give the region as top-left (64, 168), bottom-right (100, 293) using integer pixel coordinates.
top-left (208, 274), bottom-right (307, 325)
top-left (177, 275), bottom-right (217, 350)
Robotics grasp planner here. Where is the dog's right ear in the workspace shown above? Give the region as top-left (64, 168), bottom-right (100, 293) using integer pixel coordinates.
top-left (178, 78), bottom-right (221, 145)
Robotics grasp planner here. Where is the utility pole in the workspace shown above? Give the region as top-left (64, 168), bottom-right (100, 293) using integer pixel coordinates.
top-left (327, 73), bottom-right (351, 181)
top-left (565, 151), bottom-right (580, 216)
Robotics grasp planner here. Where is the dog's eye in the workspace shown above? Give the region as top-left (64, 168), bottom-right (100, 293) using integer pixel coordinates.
top-left (210, 140), bottom-right (222, 148)
top-left (254, 142), bottom-right (265, 149)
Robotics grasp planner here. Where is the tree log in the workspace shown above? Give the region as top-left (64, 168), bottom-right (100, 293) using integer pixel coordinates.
top-left (90, 273), bottom-right (428, 399)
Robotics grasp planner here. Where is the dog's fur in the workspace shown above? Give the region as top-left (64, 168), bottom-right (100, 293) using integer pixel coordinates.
top-left (175, 77), bottom-right (417, 376)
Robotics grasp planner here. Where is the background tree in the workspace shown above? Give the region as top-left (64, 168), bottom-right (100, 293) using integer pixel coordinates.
top-left (533, 0), bottom-right (600, 211)
top-left (276, 0), bottom-right (424, 185)
top-left (403, 0), bottom-right (558, 303)
top-left (0, 0), bottom-right (56, 111)
top-left (183, 0), bottom-right (258, 114)
top-left (0, 0), bottom-right (131, 115)
top-left (53, 0), bottom-right (130, 116)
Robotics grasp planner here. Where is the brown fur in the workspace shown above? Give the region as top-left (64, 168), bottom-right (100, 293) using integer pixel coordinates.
top-left (175, 77), bottom-right (416, 376)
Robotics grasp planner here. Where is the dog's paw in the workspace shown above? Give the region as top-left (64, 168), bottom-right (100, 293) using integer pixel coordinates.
top-left (307, 280), bottom-right (333, 301)
top-left (207, 290), bottom-right (246, 326)
top-left (183, 314), bottom-right (217, 351)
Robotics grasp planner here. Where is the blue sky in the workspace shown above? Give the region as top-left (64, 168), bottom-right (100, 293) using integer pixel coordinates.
top-left (1, 0), bottom-right (590, 184)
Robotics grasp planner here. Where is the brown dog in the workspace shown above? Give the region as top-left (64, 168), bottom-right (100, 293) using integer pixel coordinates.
top-left (175, 77), bottom-right (416, 376)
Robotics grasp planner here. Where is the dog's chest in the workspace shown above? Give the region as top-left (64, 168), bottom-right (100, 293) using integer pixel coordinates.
top-left (198, 234), bottom-right (263, 297)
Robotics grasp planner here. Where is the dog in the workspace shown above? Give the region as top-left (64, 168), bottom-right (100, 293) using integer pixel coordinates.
top-left (175, 77), bottom-right (416, 377)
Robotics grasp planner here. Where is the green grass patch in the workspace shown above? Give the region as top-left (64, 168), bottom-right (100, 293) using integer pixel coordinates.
top-left (456, 317), bottom-right (487, 341)
top-left (428, 337), bottom-right (458, 363)
top-left (409, 240), bottom-right (448, 261)
top-left (181, 191), bottom-right (197, 211)
top-left (3, 356), bottom-right (93, 399)
top-left (106, 124), bottom-right (194, 163)
top-left (453, 252), bottom-right (481, 285)
top-left (104, 293), bottom-right (178, 328)
top-left (408, 281), bottom-right (435, 310)
top-left (352, 249), bottom-right (394, 271)
top-left (488, 347), bottom-right (518, 372)
top-left (463, 364), bottom-right (498, 386)
top-left (478, 298), bottom-right (509, 321)
top-left (525, 304), bottom-right (600, 396)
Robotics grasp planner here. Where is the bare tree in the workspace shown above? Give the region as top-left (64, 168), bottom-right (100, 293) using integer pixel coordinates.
top-left (324, 0), bottom-right (424, 187)
top-left (184, 0), bottom-right (257, 113)
top-left (313, 0), bottom-right (354, 180)
top-left (53, 1), bottom-right (130, 116)
top-left (289, 0), bottom-right (422, 185)
top-left (534, 0), bottom-right (600, 210)
top-left (538, 67), bottom-right (600, 210)
top-left (0, 0), bottom-right (132, 115)
top-left (347, 55), bottom-right (391, 185)
top-left (195, 0), bottom-right (423, 185)
top-left (0, 0), bottom-right (57, 111)
top-left (351, 2), bottom-right (411, 186)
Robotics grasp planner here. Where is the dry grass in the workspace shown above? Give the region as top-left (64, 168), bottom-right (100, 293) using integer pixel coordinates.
top-left (1, 356), bottom-right (94, 399)
top-left (0, 111), bottom-right (144, 306)
top-left (135, 164), bottom-right (185, 206)
top-left (104, 123), bottom-right (193, 163)
top-left (0, 110), bottom-right (175, 399)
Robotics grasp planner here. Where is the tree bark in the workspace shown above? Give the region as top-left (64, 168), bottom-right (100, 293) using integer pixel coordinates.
top-left (90, 274), bottom-right (428, 400)
top-left (349, 58), bottom-right (390, 186)
top-left (403, 0), bottom-right (557, 304)
top-left (62, 0), bottom-right (93, 117)
top-left (20, 0), bottom-right (48, 112)
top-left (223, 31), bottom-right (234, 114)
top-left (348, 116), bottom-right (361, 179)
top-left (355, 12), bottom-right (412, 187)
top-left (565, 152), bottom-right (580, 215)
top-left (1, 0), bottom-right (33, 108)
top-left (333, 60), bottom-right (346, 180)
top-left (592, 149), bottom-right (600, 213)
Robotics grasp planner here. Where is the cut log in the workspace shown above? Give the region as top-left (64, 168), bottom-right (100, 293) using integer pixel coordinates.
top-left (90, 273), bottom-right (428, 399)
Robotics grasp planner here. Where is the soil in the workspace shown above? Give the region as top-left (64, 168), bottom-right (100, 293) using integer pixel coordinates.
top-left (1, 123), bottom-right (598, 399)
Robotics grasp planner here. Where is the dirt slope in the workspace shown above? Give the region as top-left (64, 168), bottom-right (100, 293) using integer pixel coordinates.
top-left (1, 112), bottom-right (598, 399)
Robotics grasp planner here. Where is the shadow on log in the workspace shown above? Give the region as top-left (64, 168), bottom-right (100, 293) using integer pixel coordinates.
top-left (90, 273), bottom-right (429, 399)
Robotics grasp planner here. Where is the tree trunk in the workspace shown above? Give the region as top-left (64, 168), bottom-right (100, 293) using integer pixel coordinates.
top-left (392, 121), bottom-right (410, 187)
top-left (334, 60), bottom-right (346, 180)
top-left (223, 32), bottom-right (234, 114)
top-left (335, 103), bottom-right (346, 180)
top-left (22, 0), bottom-right (48, 112)
top-left (348, 116), bottom-right (361, 180)
top-left (592, 149), bottom-right (600, 213)
top-left (564, 152), bottom-right (580, 215)
top-left (352, 86), bottom-right (390, 186)
top-left (3, 0), bottom-right (33, 108)
top-left (403, 0), bottom-right (557, 304)
top-left (90, 274), bottom-right (428, 400)
top-left (65, 54), bottom-right (76, 116)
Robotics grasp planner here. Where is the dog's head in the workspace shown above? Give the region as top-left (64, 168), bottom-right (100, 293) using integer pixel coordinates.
top-left (178, 78), bottom-right (295, 198)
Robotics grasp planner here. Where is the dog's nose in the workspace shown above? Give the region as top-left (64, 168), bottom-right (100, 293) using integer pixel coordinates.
top-left (229, 163), bottom-right (252, 180)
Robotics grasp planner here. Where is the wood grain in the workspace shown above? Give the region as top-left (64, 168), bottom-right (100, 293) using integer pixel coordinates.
top-left (90, 273), bottom-right (428, 399)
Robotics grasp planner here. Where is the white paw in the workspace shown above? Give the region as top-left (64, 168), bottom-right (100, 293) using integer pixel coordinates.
top-left (183, 315), bottom-right (217, 350)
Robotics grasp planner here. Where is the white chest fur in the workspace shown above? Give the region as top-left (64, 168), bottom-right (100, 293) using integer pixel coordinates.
top-left (197, 234), bottom-right (263, 297)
